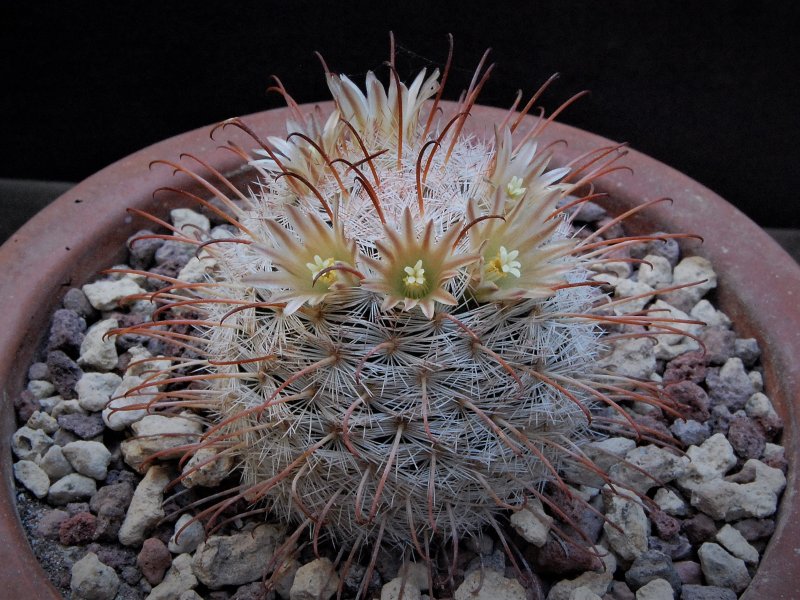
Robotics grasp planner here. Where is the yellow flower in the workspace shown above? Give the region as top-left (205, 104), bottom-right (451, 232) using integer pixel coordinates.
top-left (244, 205), bottom-right (359, 313)
top-left (362, 208), bottom-right (479, 318)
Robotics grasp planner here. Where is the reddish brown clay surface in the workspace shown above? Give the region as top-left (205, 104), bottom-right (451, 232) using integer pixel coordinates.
top-left (1, 103), bottom-right (798, 598)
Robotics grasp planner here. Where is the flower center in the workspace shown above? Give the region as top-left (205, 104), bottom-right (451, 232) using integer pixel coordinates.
top-left (307, 255), bottom-right (337, 285)
top-left (506, 176), bottom-right (527, 200)
top-left (403, 260), bottom-right (426, 289)
top-left (487, 246), bottom-right (521, 279)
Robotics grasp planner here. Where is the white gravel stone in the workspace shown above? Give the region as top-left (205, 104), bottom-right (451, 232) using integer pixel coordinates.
top-left (119, 465), bottom-right (170, 546)
top-left (659, 256), bottom-right (717, 310)
top-left (71, 552), bottom-right (120, 600)
top-left (677, 433), bottom-right (737, 492)
top-left (13, 459), bottom-right (50, 498)
top-left (382, 577), bottom-right (422, 600)
top-left (455, 570), bottom-right (526, 600)
top-left (716, 524), bottom-right (760, 565)
top-left (690, 459), bottom-right (785, 520)
top-left (77, 318), bottom-right (119, 371)
top-left (763, 442), bottom-right (785, 465)
top-left (546, 545), bottom-right (616, 600)
top-left (171, 208), bottom-right (210, 235)
top-left (603, 490), bottom-right (650, 561)
top-left (638, 255), bottom-right (673, 289)
top-left (26, 410), bottom-right (59, 434)
top-left (121, 414), bottom-right (203, 470)
top-left (178, 255), bottom-right (216, 283)
top-left (83, 278), bottom-right (147, 311)
top-left (51, 399), bottom-right (87, 419)
top-left (613, 278), bottom-right (655, 315)
top-left (290, 557), bottom-right (340, 600)
top-left (598, 337), bottom-right (656, 380)
top-left (653, 488), bottom-right (688, 516)
top-left (181, 447), bottom-right (234, 488)
top-left (635, 578), bottom-right (673, 600)
top-left (27, 379), bottom-right (56, 399)
top-left (76, 372), bottom-right (123, 412)
top-left (38, 395), bottom-right (63, 414)
top-left (102, 375), bottom-right (152, 430)
top-left (37, 445), bottom-right (74, 480)
top-left (689, 299), bottom-right (731, 328)
top-left (124, 346), bottom-right (171, 377)
top-left (610, 445), bottom-right (689, 495)
top-left (698, 542), bottom-right (750, 593)
top-left (568, 588), bottom-right (602, 600)
top-left (578, 437), bottom-right (637, 487)
top-left (749, 370), bottom-right (764, 392)
top-left (62, 440), bottom-right (112, 480)
top-left (745, 392), bottom-right (779, 420)
top-left (193, 523), bottom-right (285, 588)
top-left (48, 473), bottom-right (97, 504)
top-left (649, 299), bottom-right (701, 346)
top-left (510, 497), bottom-right (552, 546)
top-left (11, 425), bottom-right (54, 461)
top-left (146, 553), bottom-right (198, 600)
top-left (168, 514), bottom-right (205, 554)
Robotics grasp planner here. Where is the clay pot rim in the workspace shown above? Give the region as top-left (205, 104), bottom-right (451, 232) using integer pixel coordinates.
top-left (1, 102), bottom-right (798, 598)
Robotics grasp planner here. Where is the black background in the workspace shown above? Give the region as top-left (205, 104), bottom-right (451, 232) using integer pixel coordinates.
top-left (2, 1), bottom-right (799, 228)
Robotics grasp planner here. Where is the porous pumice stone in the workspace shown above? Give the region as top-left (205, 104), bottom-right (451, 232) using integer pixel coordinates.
top-left (9, 50), bottom-right (786, 600)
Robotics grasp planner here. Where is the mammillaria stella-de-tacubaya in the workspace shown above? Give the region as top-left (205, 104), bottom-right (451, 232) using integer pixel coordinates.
top-left (116, 40), bottom-right (697, 594)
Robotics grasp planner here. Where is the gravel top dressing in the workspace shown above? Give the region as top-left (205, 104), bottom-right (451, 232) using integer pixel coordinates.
top-left (10, 199), bottom-right (786, 600)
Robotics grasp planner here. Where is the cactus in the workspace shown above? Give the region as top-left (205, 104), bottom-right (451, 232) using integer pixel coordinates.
top-left (121, 42), bottom-right (695, 593)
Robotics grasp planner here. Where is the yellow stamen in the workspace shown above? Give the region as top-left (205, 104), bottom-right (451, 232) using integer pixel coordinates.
top-left (403, 260), bottom-right (426, 288)
top-left (487, 246), bottom-right (521, 279)
top-left (306, 255), bottom-right (337, 285)
top-left (506, 176), bottom-right (527, 200)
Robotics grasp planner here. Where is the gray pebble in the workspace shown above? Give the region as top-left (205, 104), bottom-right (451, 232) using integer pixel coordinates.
top-left (63, 287), bottom-right (97, 319)
top-left (625, 550), bottom-right (681, 593)
top-left (48, 473), bottom-right (97, 504)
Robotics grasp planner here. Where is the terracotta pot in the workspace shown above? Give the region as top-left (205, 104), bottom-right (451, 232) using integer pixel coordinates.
top-left (1, 103), bottom-right (798, 598)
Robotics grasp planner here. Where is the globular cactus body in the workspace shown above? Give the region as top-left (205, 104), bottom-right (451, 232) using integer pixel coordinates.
top-left (125, 43), bottom-right (689, 585)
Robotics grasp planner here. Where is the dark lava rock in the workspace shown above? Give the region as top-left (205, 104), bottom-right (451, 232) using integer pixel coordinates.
top-left (90, 481), bottom-right (135, 520)
top-left (663, 351), bottom-right (707, 385)
top-left (528, 536), bottom-right (602, 576)
top-left (137, 537), bottom-right (172, 585)
top-left (670, 419), bottom-right (711, 447)
top-left (58, 511), bottom-right (97, 545)
top-left (648, 534), bottom-right (693, 561)
top-left (231, 582), bottom-right (273, 600)
top-left (665, 381), bottom-right (710, 422)
top-left (15, 389), bottom-right (38, 422)
top-left (46, 350), bottom-right (83, 399)
top-left (87, 543), bottom-right (138, 571)
top-left (727, 414), bottom-right (766, 459)
top-left (674, 560), bottom-right (703, 585)
top-left (699, 327), bottom-right (736, 365)
top-left (651, 508), bottom-right (681, 540)
top-left (57, 412), bottom-right (106, 439)
top-left (47, 308), bottom-right (87, 354)
top-left (127, 229), bottom-right (164, 270)
top-left (732, 518), bottom-right (775, 542)
top-left (682, 514), bottom-right (717, 545)
top-left (35, 508), bottom-right (70, 540)
top-left (706, 365), bottom-right (753, 411)
top-left (625, 549), bottom-right (681, 593)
